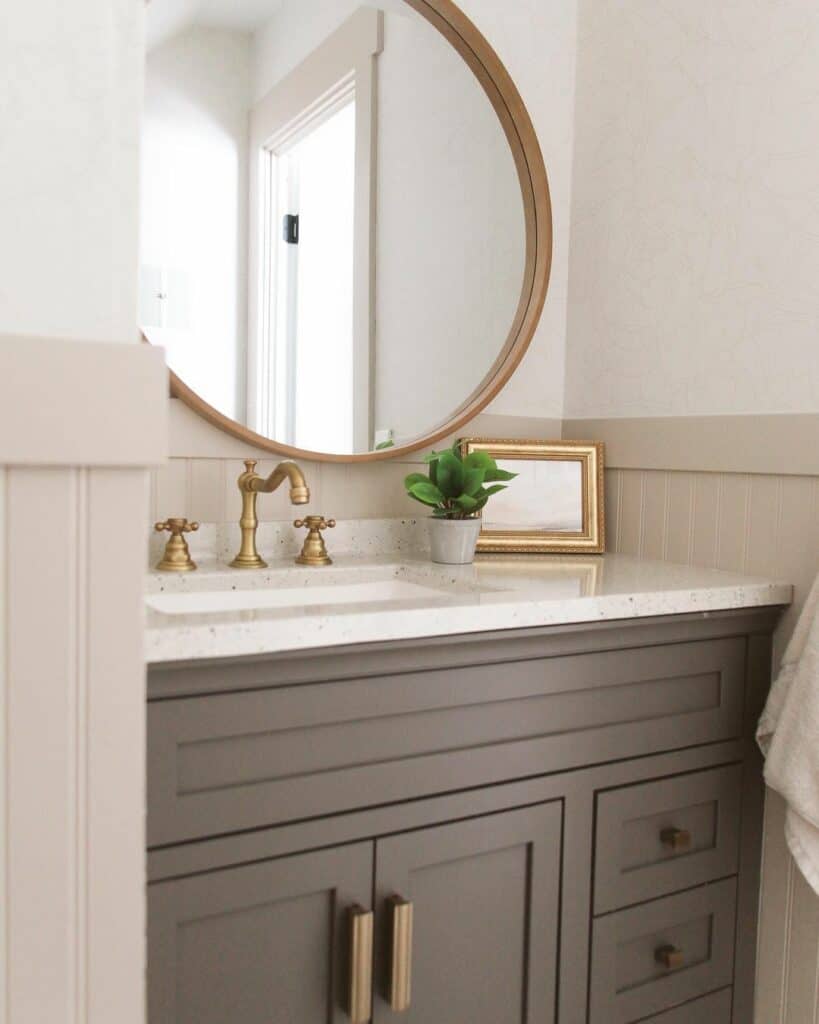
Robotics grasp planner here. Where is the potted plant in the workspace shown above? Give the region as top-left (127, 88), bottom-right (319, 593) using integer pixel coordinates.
top-left (404, 444), bottom-right (516, 564)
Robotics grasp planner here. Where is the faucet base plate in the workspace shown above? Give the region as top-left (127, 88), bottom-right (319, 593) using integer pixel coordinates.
top-left (229, 554), bottom-right (269, 570)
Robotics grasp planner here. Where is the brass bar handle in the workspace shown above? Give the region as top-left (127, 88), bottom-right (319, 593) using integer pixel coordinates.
top-left (660, 827), bottom-right (692, 852)
top-left (349, 906), bottom-right (373, 1024)
top-left (389, 896), bottom-right (414, 1013)
top-left (655, 944), bottom-right (685, 970)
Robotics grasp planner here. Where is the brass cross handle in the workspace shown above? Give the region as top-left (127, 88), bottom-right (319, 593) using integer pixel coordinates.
top-left (293, 516), bottom-right (336, 566)
top-left (155, 518), bottom-right (200, 536)
top-left (154, 518), bottom-right (199, 572)
top-left (294, 516), bottom-right (336, 532)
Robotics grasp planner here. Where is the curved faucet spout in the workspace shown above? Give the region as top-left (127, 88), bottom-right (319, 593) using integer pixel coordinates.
top-left (250, 461), bottom-right (310, 505)
top-left (231, 459), bottom-right (311, 568)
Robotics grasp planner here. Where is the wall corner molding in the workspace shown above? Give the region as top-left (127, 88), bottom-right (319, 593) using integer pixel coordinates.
top-left (0, 335), bottom-right (168, 466)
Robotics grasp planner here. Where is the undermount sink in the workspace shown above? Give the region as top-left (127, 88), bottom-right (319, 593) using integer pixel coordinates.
top-left (146, 577), bottom-right (452, 616)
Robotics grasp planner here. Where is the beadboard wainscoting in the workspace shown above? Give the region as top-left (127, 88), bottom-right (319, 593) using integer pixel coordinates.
top-left (0, 338), bottom-right (166, 1024)
top-left (605, 465), bottom-right (819, 1024)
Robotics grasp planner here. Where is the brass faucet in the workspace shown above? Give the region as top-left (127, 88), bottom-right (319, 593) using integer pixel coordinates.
top-left (230, 459), bottom-right (310, 569)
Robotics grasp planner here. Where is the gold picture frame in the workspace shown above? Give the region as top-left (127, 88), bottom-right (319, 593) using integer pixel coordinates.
top-left (460, 438), bottom-right (605, 554)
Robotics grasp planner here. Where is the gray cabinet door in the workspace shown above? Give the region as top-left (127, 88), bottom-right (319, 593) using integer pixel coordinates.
top-left (373, 803), bottom-right (562, 1024)
top-left (149, 842), bottom-right (373, 1024)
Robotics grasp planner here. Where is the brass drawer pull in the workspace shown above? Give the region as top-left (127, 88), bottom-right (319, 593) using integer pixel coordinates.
top-left (660, 827), bottom-right (692, 852)
top-left (349, 906), bottom-right (373, 1023)
top-left (655, 944), bottom-right (685, 970)
top-left (389, 896), bottom-right (414, 1013)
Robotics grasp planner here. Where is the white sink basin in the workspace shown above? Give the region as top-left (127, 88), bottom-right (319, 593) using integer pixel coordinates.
top-left (146, 578), bottom-right (451, 616)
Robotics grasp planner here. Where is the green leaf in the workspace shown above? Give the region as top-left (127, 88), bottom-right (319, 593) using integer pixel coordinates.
top-left (407, 481), bottom-right (445, 507)
top-left (454, 493), bottom-right (479, 512)
top-left (421, 451), bottom-right (441, 485)
top-left (436, 450), bottom-right (465, 498)
top-left (463, 451), bottom-right (494, 471)
top-left (484, 467), bottom-right (517, 482)
top-left (375, 439), bottom-right (394, 450)
top-left (480, 484), bottom-right (508, 498)
top-left (404, 472), bottom-right (430, 491)
top-left (462, 467), bottom-right (486, 497)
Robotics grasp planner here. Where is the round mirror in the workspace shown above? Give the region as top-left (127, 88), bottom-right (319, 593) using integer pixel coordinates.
top-left (141, 0), bottom-right (550, 460)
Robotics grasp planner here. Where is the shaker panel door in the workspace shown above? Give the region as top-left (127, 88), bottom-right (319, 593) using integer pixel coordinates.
top-left (373, 802), bottom-right (562, 1024)
top-left (149, 842), bottom-right (373, 1024)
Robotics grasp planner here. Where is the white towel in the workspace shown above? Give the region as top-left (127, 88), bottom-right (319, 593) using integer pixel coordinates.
top-left (758, 572), bottom-right (819, 895)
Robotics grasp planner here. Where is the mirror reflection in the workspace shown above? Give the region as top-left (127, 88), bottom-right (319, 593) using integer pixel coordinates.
top-left (141, 0), bottom-right (526, 455)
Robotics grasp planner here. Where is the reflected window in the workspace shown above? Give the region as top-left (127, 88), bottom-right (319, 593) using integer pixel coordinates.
top-left (263, 93), bottom-right (356, 451)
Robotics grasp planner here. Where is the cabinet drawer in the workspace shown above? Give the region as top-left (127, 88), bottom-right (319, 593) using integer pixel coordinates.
top-left (637, 988), bottom-right (731, 1023)
top-left (148, 637), bottom-right (745, 846)
top-left (589, 879), bottom-right (736, 1024)
top-left (594, 765), bottom-right (742, 913)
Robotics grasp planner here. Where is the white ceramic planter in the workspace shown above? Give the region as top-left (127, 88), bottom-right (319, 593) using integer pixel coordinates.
top-left (428, 517), bottom-right (482, 564)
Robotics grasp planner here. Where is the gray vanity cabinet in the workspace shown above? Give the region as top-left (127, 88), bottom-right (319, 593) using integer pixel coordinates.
top-left (147, 607), bottom-right (781, 1024)
top-left (149, 804), bottom-right (562, 1024)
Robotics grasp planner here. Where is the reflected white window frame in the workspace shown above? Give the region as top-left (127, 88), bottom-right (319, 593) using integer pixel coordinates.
top-left (248, 8), bottom-right (383, 451)
top-left (270, 85), bottom-right (357, 447)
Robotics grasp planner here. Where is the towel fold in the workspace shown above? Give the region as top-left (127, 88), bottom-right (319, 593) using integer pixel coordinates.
top-left (758, 572), bottom-right (819, 895)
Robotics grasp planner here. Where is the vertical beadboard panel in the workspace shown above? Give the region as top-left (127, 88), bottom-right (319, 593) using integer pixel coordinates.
top-left (691, 473), bottom-right (721, 567)
top-left (2, 466), bottom-right (150, 1024)
top-left (640, 471), bottom-right (668, 559)
top-left (605, 464), bottom-right (819, 1023)
top-left (784, 867), bottom-right (819, 1023)
top-left (746, 475), bottom-right (783, 578)
top-left (756, 789), bottom-right (793, 1024)
top-left (189, 459), bottom-right (226, 524)
top-left (0, 467), bottom-right (6, 1024)
top-left (5, 469), bottom-right (79, 1020)
top-left (604, 467), bottom-right (621, 550)
top-left (154, 458), bottom-right (190, 521)
top-left (716, 474), bottom-right (749, 572)
top-left (665, 472), bottom-right (695, 565)
top-left (617, 470), bottom-right (643, 553)
top-left (85, 469), bottom-right (148, 1024)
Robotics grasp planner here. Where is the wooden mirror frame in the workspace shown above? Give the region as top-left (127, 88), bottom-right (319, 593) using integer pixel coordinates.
top-left (155, 0), bottom-right (552, 463)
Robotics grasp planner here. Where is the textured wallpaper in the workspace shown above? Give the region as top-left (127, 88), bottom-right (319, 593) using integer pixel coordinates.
top-left (565, 0), bottom-right (819, 417)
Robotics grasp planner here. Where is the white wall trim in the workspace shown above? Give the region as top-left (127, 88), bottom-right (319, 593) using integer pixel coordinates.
top-left (0, 337), bottom-right (167, 466)
top-left (563, 415), bottom-right (819, 477)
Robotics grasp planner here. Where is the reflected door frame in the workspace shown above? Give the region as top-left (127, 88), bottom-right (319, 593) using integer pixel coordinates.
top-left (248, 8), bottom-right (383, 452)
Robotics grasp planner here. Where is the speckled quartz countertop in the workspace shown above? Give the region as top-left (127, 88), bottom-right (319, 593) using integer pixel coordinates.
top-left (145, 552), bottom-right (791, 665)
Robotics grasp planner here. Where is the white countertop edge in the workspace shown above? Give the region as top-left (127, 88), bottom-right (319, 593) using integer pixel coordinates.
top-left (145, 577), bottom-right (791, 665)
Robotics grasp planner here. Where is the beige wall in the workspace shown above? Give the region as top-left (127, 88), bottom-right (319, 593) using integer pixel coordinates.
top-left (565, 0), bottom-right (819, 418)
